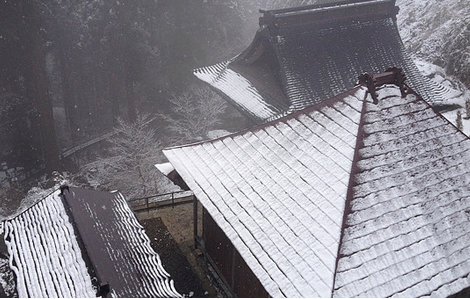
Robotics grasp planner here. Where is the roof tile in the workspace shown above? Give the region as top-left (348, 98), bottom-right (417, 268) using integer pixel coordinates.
top-left (166, 78), bottom-right (470, 297)
top-left (165, 87), bottom-right (363, 297)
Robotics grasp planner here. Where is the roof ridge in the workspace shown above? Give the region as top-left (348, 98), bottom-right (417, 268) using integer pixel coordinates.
top-left (259, 0), bottom-right (398, 30)
top-left (331, 84), bottom-right (370, 297)
top-left (259, 0), bottom-right (393, 17)
top-left (332, 68), bottom-right (412, 296)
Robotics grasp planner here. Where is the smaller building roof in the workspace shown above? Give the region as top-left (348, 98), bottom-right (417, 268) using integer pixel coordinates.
top-left (3, 187), bottom-right (181, 298)
top-left (3, 189), bottom-right (95, 298)
top-left (164, 71), bottom-right (470, 297)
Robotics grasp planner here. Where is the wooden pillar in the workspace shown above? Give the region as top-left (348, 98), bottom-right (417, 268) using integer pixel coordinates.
top-left (193, 194), bottom-right (198, 248)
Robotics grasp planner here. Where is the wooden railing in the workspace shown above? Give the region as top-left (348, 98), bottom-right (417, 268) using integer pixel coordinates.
top-left (59, 131), bottom-right (117, 159)
top-left (128, 190), bottom-right (194, 212)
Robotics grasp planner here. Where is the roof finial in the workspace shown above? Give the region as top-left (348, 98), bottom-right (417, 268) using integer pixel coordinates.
top-left (358, 72), bottom-right (378, 104)
top-left (60, 184), bottom-right (70, 195)
top-left (358, 67), bottom-right (408, 104)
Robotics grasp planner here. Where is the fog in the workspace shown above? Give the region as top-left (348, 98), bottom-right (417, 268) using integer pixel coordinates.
top-left (2, 0), bottom-right (469, 213)
top-left (0, 0), bottom-right (280, 198)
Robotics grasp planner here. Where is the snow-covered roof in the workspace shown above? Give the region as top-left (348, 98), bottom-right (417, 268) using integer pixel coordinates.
top-left (164, 78), bottom-right (470, 297)
top-left (194, 61), bottom-right (289, 122)
top-left (3, 187), bottom-right (180, 298)
top-left (3, 189), bottom-right (95, 298)
top-left (194, 0), bottom-right (435, 124)
top-left (155, 162), bottom-right (175, 176)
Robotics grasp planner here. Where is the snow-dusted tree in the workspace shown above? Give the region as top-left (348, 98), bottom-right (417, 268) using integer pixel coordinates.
top-left (80, 114), bottom-right (178, 199)
top-left (264, 0), bottom-right (316, 9)
top-left (442, 17), bottom-right (470, 87)
top-left (159, 86), bottom-right (227, 144)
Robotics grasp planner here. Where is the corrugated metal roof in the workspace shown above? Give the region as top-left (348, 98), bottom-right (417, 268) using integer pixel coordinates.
top-left (194, 0), bottom-right (435, 124)
top-left (164, 82), bottom-right (470, 297)
top-left (3, 187), bottom-right (181, 298)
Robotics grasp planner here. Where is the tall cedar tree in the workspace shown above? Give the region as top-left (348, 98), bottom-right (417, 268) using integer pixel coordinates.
top-left (21, 0), bottom-right (61, 175)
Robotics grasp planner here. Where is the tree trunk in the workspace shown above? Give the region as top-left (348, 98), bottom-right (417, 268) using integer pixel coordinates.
top-left (108, 65), bottom-right (122, 126)
top-left (57, 36), bottom-right (78, 143)
top-left (125, 71), bottom-right (137, 123)
top-left (22, 0), bottom-right (61, 175)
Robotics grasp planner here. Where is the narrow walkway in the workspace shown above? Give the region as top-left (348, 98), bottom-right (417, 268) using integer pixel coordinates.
top-left (136, 204), bottom-right (219, 297)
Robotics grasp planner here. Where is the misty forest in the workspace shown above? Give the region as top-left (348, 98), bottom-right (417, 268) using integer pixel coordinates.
top-left (1, 0), bottom-right (470, 217)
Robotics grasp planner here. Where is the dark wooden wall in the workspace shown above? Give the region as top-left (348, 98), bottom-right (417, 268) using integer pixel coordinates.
top-left (203, 208), bottom-right (270, 298)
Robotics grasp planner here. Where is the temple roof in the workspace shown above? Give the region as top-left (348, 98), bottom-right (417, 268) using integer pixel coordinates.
top-left (165, 71), bottom-right (470, 297)
top-left (194, 0), bottom-right (435, 124)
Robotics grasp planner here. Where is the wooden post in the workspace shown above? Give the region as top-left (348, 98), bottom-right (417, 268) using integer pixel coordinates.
top-left (231, 249), bottom-right (237, 290)
top-left (193, 195), bottom-right (198, 249)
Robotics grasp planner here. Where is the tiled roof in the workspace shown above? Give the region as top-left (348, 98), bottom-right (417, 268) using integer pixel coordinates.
top-left (3, 190), bottom-right (96, 298)
top-left (194, 60), bottom-right (290, 122)
top-left (3, 187), bottom-right (181, 298)
top-left (62, 187), bottom-right (180, 298)
top-left (164, 80), bottom-right (470, 297)
top-left (334, 87), bottom-right (470, 297)
top-left (194, 0), bottom-right (434, 123)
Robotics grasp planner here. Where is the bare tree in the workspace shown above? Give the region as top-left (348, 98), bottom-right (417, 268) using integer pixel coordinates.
top-left (79, 114), bottom-right (178, 199)
top-left (159, 86), bottom-right (227, 144)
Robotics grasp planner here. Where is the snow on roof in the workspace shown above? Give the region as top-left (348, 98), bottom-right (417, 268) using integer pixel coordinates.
top-left (61, 187), bottom-right (180, 298)
top-left (3, 187), bottom-right (181, 298)
top-left (194, 62), bottom-right (287, 122)
top-left (414, 58), bottom-right (465, 105)
top-left (164, 82), bottom-right (470, 297)
top-left (334, 86), bottom-right (470, 298)
top-left (3, 189), bottom-right (96, 298)
top-left (164, 87), bottom-right (365, 297)
top-left (155, 162), bottom-right (175, 176)
top-left (194, 0), bottom-right (435, 124)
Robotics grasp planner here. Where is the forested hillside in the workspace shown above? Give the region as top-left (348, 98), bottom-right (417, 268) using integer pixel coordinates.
top-left (0, 0), bottom-right (263, 195)
top-left (396, 0), bottom-right (470, 88)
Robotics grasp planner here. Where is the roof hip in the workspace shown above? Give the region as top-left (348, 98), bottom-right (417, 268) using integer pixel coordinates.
top-left (259, 0), bottom-right (399, 28)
